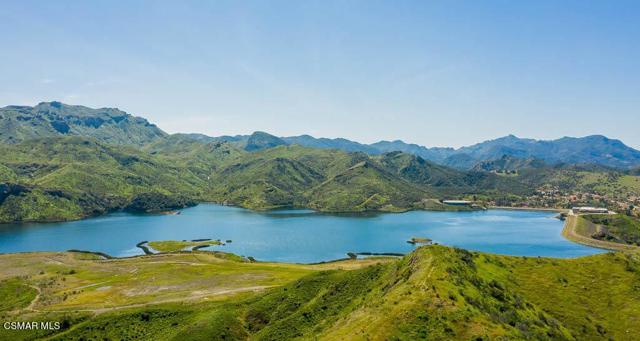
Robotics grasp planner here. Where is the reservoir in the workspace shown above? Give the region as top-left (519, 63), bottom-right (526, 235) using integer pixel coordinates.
top-left (0, 204), bottom-right (603, 263)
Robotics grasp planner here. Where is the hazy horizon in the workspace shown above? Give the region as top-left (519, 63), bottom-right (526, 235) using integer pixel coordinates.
top-left (1, 1), bottom-right (639, 149)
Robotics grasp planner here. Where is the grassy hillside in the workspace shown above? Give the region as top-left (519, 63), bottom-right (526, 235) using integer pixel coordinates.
top-left (561, 215), bottom-right (639, 252)
top-left (0, 102), bottom-right (166, 145)
top-left (0, 137), bottom-right (206, 222)
top-left (142, 133), bottom-right (245, 178)
top-left (1, 246), bottom-right (638, 340)
top-left (0, 278), bottom-right (38, 311)
top-left (471, 155), bottom-right (547, 172)
top-left (1, 130), bottom-right (638, 221)
top-left (207, 148), bottom-right (327, 209)
top-left (203, 144), bottom-right (533, 212)
top-left (306, 160), bottom-right (429, 212)
top-left (2, 136), bottom-right (496, 221)
top-left (584, 214), bottom-right (640, 246)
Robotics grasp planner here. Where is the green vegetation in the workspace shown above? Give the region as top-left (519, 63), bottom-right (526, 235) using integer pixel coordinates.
top-left (1, 102), bottom-right (639, 223)
top-left (0, 102), bottom-right (166, 145)
top-left (204, 145), bottom-right (529, 212)
top-left (508, 251), bottom-right (640, 340)
top-left (584, 214), bottom-right (640, 246)
top-left (408, 237), bottom-right (432, 244)
top-left (2, 133), bottom-right (639, 222)
top-left (561, 215), bottom-right (639, 252)
top-left (519, 168), bottom-right (640, 201)
top-left (1, 246), bottom-right (638, 340)
top-left (0, 278), bottom-right (37, 312)
top-left (472, 154), bottom-right (547, 173)
top-left (147, 240), bottom-right (221, 252)
top-left (305, 160), bottom-right (429, 212)
top-left (0, 137), bottom-right (206, 222)
top-left (125, 193), bottom-right (197, 213)
top-left (0, 251), bottom-right (322, 313)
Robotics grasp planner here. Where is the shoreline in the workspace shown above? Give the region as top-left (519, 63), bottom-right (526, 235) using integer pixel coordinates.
top-left (489, 206), bottom-right (565, 213)
top-left (1, 202), bottom-right (562, 225)
top-left (6, 205), bottom-right (630, 262)
top-left (561, 215), bottom-right (639, 252)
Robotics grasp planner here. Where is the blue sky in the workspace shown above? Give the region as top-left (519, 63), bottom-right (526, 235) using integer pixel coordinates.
top-left (1, 1), bottom-right (639, 148)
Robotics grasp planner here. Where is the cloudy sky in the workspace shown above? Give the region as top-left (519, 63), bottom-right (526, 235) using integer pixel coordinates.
top-left (1, 1), bottom-right (639, 148)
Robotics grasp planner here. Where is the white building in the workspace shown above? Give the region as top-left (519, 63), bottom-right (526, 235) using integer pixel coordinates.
top-left (571, 207), bottom-right (609, 214)
top-left (443, 200), bottom-right (472, 206)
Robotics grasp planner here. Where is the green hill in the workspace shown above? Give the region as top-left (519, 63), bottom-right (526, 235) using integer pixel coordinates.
top-left (377, 151), bottom-right (468, 187)
top-left (244, 131), bottom-right (288, 151)
top-left (193, 131), bottom-right (288, 152)
top-left (142, 133), bottom-right (245, 178)
top-left (0, 137), bottom-right (206, 222)
top-left (203, 145), bottom-right (511, 212)
top-left (472, 155), bottom-right (547, 172)
top-left (306, 160), bottom-right (430, 212)
top-left (209, 156), bottom-right (325, 209)
top-left (0, 102), bottom-right (166, 145)
top-left (515, 166), bottom-right (640, 204)
top-left (584, 214), bottom-right (640, 246)
top-left (3, 246), bottom-right (638, 340)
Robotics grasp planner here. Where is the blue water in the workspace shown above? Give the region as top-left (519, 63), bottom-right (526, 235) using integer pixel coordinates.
top-left (0, 204), bottom-right (603, 263)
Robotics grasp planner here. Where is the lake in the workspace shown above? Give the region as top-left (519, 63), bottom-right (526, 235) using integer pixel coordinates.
top-left (0, 204), bottom-right (603, 263)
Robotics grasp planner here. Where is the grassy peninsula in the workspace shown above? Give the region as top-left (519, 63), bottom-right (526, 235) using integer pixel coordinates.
top-left (147, 240), bottom-right (222, 252)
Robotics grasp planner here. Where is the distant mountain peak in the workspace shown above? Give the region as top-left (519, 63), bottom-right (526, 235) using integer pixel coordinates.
top-left (0, 101), bottom-right (166, 145)
top-left (245, 131), bottom-right (286, 152)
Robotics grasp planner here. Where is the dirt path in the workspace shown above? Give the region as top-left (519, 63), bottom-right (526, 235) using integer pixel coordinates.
top-left (23, 284), bottom-right (42, 311)
top-left (36, 285), bottom-right (274, 314)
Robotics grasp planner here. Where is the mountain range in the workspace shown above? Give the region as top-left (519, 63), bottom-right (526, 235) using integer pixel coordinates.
top-left (3, 102), bottom-right (640, 170)
top-left (212, 132), bottom-right (640, 170)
